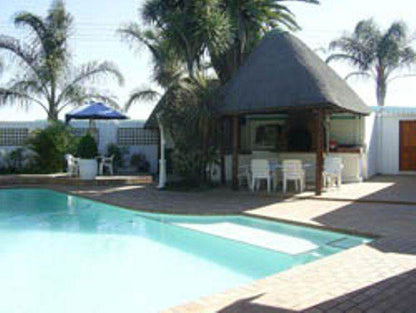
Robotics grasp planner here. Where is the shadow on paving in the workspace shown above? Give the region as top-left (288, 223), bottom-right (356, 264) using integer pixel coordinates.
top-left (312, 200), bottom-right (416, 255)
top-left (52, 184), bottom-right (287, 215)
top-left (218, 269), bottom-right (416, 313)
top-left (307, 268), bottom-right (416, 313)
top-left (315, 175), bottom-right (416, 204)
top-left (218, 294), bottom-right (293, 313)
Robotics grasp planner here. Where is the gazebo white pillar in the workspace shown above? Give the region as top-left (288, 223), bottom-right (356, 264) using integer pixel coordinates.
top-left (156, 113), bottom-right (166, 189)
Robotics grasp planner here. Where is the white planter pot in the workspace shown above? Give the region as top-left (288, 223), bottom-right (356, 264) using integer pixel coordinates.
top-left (78, 159), bottom-right (97, 180)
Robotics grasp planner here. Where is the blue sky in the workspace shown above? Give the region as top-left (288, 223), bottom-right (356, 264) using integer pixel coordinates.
top-left (0, 0), bottom-right (415, 121)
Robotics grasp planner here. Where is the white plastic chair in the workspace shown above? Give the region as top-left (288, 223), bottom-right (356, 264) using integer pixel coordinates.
top-left (282, 159), bottom-right (305, 193)
top-left (238, 164), bottom-right (252, 189)
top-left (251, 159), bottom-right (273, 192)
top-left (65, 154), bottom-right (79, 177)
top-left (99, 155), bottom-right (114, 175)
top-left (323, 157), bottom-right (344, 188)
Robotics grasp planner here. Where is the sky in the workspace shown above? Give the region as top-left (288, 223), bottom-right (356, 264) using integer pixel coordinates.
top-left (0, 0), bottom-right (415, 121)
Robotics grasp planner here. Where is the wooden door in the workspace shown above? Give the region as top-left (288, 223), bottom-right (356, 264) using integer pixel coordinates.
top-left (399, 121), bottom-right (416, 171)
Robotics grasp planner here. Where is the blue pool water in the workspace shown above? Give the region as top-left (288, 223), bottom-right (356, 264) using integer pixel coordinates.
top-left (0, 188), bottom-right (370, 313)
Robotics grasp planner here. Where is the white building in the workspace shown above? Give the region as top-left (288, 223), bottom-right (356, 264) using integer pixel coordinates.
top-left (369, 106), bottom-right (416, 175)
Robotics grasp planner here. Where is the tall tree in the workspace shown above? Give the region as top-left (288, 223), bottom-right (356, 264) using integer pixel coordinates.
top-left (118, 27), bottom-right (184, 109)
top-left (140, 0), bottom-right (318, 83)
top-left (327, 19), bottom-right (416, 106)
top-left (211, 0), bottom-right (318, 83)
top-left (0, 0), bottom-right (124, 120)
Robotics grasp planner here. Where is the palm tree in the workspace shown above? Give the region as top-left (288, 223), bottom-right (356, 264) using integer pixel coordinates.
top-left (327, 19), bottom-right (416, 106)
top-left (118, 27), bottom-right (183, 110)
top-left (0, 0), bottom-right (124, 120)
top-left (211, 0), bottom-right (319, 83)
top-left (140, 0), bottom-right (231, 79)
top-left (140, 0), bottom-right (318, 84)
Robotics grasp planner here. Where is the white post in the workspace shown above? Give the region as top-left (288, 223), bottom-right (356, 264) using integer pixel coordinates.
top-left (156, 113), bottom-right (167, 188)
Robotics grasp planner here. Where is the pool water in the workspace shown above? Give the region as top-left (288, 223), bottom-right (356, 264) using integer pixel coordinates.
top-left (0, 188), bottom-right (370, 313)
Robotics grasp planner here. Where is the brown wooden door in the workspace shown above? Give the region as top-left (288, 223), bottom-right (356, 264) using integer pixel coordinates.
top-left (399, 121), bottom-right (416, 171)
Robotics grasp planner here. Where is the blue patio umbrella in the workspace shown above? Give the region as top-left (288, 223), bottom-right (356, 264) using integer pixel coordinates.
top-left (65, 102), bottom-right (128, 123)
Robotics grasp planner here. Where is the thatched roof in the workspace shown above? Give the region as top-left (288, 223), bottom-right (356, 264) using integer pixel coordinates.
top-left (218, 31), bottom-right (370, 115)
top-left (144, 93), bottom-right (166, 129)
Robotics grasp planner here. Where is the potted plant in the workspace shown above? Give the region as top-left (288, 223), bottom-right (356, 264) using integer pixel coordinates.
top-left (76, 134), bottom-right (98, 179)
top-left (130, 153), bottom-right (150, 173)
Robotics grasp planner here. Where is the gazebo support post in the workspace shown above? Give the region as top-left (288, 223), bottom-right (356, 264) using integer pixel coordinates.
top-left (232, 115), bottom-right (240, 190)
top-left (315, 109), bottom-right (325, 196)
top-left (156, 113), bottom-right (167, 189)
top-left (219, 118), bottom-right (226, 185)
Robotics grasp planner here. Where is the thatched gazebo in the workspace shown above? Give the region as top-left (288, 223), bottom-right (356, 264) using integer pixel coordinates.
top-left (217, 31), bottom-right (370, 195)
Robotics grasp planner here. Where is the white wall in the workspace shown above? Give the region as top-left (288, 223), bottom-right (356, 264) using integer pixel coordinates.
top-left (329, 115), bottom-right (362, 146)
top-left (364, 108), bottom-right (416, 176)
top-left (364, 112), bottom-right (378, 178)
top-left (377, 116), bottom-right (400, 174)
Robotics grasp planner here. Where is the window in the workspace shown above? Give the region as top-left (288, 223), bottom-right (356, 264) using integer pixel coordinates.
top-left (252, 124), bottom-right (282, 150)
top-left (0, 128), bottom-right (29, 146)
top-left (117, 128), bottom-right (159, 146)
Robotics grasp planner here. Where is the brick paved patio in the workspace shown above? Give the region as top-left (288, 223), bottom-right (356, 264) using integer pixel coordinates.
top-left (1, 175), bottom-right (415, 312)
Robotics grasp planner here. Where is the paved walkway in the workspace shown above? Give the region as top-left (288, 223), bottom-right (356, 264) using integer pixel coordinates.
top-left (1, 176), bottom-right (415, 312)
top-left (305, 175), bottom-right (416, 205)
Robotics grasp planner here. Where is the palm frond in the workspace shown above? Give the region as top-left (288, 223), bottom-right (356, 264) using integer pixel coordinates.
top-left (125, 88), bottom-right (160, 112)
top-left (118, 23), bottom-right (162, 58)
top-left (387, 73), bottom-right (416, 83)
top-left (0, 87), bottom-right (47, 112)
top-left (344, 71), bottom-right (372, 80)
top-left (14, 12), bottom-right (47, 45)
top-left (57, 84), bottom-right (121, 112)
top-left (325, 53), bottom-right (364, 67)
top-left (57, 61), bottom-right (124, 106)
top-left (0, 35), bottom-right (37, 67)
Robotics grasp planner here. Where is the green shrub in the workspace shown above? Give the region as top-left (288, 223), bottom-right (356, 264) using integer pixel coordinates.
top-left (76, 134), bottom-right (98, 159)
top-left (106, 143), bottom-right (123, 169)
top-left (130, 153), bottom-right (150, 172)
top-left (27, 122), bottom-right (78, 173)
top-left (0, 148), bottom-right (34, 174)
top-left (9, 147), bottom-right (26, 172)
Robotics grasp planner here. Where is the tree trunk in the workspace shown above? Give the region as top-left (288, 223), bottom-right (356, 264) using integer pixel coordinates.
top-left (48, 74), bottom-right (59, 121)
top-left (376, 69), bottom-right (387, 106)
top-left (232, 115), bottom-right (239, 190)
top-left (315, 109), bottom-right (324, 196)
top-left (48, 104), bottom-right (58, 121)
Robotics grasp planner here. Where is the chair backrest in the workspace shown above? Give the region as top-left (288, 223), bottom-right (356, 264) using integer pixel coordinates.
top-left (103, 155), bottom-right (115, 164)
top-left (282, 160), bottom-right (302, 172)
top-left (238, 164), bottom-right (250, 175)
top-left (251, 159), bottom-right (270, 177)
top-left (324, 157), bottom-right (343, 173)
top-left (282, 160), bottom-right (303, 178)
top-left (252, 151), bottom-right (272, 159)
top-left (65, 154), bottom-right (74, 166)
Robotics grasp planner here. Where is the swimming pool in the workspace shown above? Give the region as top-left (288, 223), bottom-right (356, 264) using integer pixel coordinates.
top-left (0, 188), bottom-right (370, 313)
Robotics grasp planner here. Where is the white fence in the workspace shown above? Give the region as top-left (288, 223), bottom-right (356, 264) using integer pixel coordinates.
top-left (0, 120), bottom-right (159, 173)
